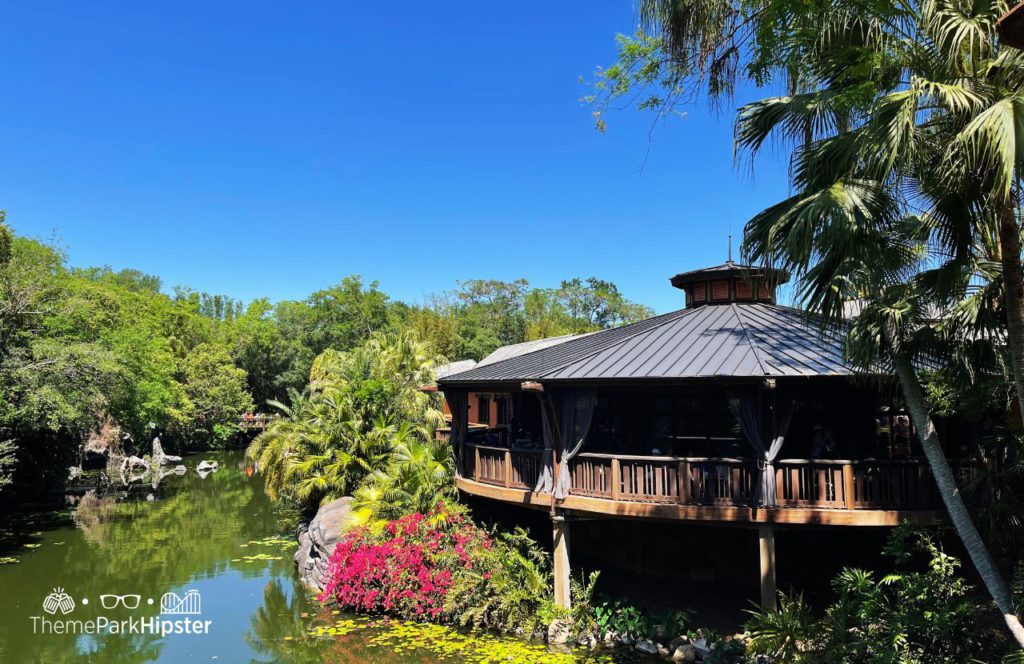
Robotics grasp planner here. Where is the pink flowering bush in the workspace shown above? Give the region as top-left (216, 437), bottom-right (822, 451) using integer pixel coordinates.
top-left (319, 502), bottom-right (552, 632)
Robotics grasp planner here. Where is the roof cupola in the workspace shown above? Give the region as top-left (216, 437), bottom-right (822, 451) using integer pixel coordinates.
top-left (669, 261), bottom-right (789, 308)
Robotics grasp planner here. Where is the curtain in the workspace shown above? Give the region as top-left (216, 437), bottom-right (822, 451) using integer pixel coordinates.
top-left (442, 389), bottom-right (469, 477)
top-left (728, 392), bottom-right (795, 507)
top-left (534, 393), bottom-right (557, 493)
top-left (554, 389), bottom-right (597, 500)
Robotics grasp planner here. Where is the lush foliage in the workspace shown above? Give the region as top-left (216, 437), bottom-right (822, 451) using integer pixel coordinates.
top-left (246, 331), bottom-right (444, 508)
top-left (319, 503), bottom-right (553, 634)
top-left (0, 216), bottom-right (647, 501)
top-left (745, 528), bottom-right (997, 663)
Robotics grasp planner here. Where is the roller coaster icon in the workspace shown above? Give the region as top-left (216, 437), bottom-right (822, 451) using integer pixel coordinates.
top-left (159, 589), bottom-right (201, 615)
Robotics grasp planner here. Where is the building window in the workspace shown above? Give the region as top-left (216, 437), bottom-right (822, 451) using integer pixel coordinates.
top-left (477, 396), bottom-right (491, 425)
top-left (692, 282), bottom-right (707, 303)
top-left (712, 280), bottom-right (730, 300)
top-left (734, 279), bottom-right (753, 300)
top-left (496, 398), bottom-right (509, 425)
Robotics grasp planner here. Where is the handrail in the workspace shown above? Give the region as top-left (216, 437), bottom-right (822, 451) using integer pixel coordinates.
top-left (461, 443), bottom-right (973, 512)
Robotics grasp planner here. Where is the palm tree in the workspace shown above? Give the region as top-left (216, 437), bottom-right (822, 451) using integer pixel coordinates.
top-left (246, 330), bottom-right (448, 508)
top-left (725, 0), bottom-right (1024, 645)
top-left (347, 432), bottom-right (455, 530)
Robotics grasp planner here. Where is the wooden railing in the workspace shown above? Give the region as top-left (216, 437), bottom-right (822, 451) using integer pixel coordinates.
top-left (466, 444), bottom-right (544, 490)
top-left (463, 443), bottom-right (974, 512)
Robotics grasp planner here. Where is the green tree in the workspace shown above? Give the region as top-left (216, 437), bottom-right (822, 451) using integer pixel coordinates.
top-left (173, 343), bottom-right (252, 447)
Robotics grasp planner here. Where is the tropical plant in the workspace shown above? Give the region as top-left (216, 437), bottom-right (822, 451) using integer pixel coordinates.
top-left (347, 434), bottom-right (455, 530)
top-left (247, 331), bottom-right (445, 508)
top-left (745, 527), bottom-right (997, 663)
top-left (319, 503), bottom-right (553, 634)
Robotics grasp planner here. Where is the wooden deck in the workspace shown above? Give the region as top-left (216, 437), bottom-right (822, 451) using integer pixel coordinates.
top-left (458, 443), bottom-right (967, 526)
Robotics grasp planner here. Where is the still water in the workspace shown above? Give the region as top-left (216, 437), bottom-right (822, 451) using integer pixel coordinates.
top-left (0, 452), bottom-right (633, 663)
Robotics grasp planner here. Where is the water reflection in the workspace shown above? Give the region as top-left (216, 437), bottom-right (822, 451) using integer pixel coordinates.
top-left (0, 451), bottom-right (301, 663)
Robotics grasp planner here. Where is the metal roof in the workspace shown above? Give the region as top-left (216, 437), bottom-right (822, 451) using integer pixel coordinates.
top-left (438, 303), bottom-right (860, 385)
top-left (668, 261), bottom-right (790, 288)
top-left (476, 333), bottom-right (586, 367)
top-left (434, 359), bottom-right (478, 380)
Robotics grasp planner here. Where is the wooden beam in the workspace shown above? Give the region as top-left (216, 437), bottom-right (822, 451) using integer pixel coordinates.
top-left (552, 516), bottom-right (571, 609)
top-left (759, 524), bottom-right (777, 610)
top-left (521, 381), bottom-right (544, 392)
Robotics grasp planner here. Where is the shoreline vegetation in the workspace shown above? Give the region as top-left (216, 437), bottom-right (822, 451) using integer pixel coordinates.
top-left (1, 216), bottom-right (1022, 661)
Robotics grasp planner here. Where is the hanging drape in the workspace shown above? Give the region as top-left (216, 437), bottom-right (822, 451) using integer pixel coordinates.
top-left (442, 389), bottom-right (469, 477)
top-left (728, 392), bottom-right (795, 507)
top-left (554, 389), bottom-right (597, 500)
top-left (534, 393), bottom-right (557, 493)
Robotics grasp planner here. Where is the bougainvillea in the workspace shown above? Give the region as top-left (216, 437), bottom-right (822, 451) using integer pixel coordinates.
top-left (319, 503), bottom-right (498, 621)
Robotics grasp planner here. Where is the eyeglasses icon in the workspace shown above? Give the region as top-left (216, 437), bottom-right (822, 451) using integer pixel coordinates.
top-left (99, 594), bottom-right (141, 610)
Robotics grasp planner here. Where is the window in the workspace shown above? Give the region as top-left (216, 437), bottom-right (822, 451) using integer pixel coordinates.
top-left (477, 396), bottom-right (491, 425)
top-left (712, 280), bottom-right (730, 300)
top-left (496, 398), bottom-right (509, 425)
top-left (692, 283), bottom-right (707, 303)
top-left (734, 279), bottom-right (753, 300)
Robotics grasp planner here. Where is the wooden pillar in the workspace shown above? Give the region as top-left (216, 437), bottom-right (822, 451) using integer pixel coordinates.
top-left (758, 524), bottom-right (777, 610)
top-left (552, 515), bottom-right (571, 609)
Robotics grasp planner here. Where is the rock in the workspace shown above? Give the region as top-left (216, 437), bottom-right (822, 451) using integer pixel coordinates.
top-left (634, 638), bottom-right (658, 654)
top-left (672, 644), bottom-right (697, 662)
top-left (602, 630), bottom-right (618, 645)
top-left (692, 638), bottom-right (711, 660)
top-left (196, 460), bottom-right (219, 472)
top-left (146, 493), bottom-right (155, 502)
top-left (67, 466), bottom-right (83, 482)
top-left (546, 618), bottom-right (572, 645)
top-left (577, 634), bottom-right (597, 649)
top-left (619, 634), bottom-right (634, 646)
top-left (669, 636), bottom-right (690, 651)
top-left (151, 438), bottom-right (181, 465)
top-left (658, 644), bottom-right (671, 656)
top-left (294, 496), bottom-right (353, 591)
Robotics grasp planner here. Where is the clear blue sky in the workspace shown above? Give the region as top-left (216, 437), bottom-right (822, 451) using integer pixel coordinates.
top-left (0, 1), bottom-right (791, 314)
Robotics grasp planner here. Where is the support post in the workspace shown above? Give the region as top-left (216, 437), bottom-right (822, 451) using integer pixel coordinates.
top-left (552, 515), bottom-right (571, 610)
top-left (758, 524), bottom-right (777, 610)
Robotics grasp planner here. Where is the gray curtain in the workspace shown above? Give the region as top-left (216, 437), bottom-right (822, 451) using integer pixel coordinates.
top-left (443, 389), bottom-right (469, 477)
top-left (728, 393), bottom-right (795, 507)
top-left (534, 393), bottom-right (557, 493)
top-left (554, 389), bottom-right (597, 500)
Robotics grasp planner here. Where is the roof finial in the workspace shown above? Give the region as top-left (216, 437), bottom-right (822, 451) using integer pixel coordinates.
top-left (727, 233), bottom-right (733, 264)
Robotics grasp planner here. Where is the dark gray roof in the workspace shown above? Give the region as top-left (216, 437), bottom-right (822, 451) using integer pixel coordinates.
top-left (669, 261), bottom-right (790, 288)
top-left (476, 334), bottom-right (586, 367)
top-left (437, 303), bottom-right (860, 385)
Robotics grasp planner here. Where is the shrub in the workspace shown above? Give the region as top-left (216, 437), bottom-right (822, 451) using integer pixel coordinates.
top-left (744, 526), bottom-right (989, 664)
top-left (319, 502), bottom-right (551, 634)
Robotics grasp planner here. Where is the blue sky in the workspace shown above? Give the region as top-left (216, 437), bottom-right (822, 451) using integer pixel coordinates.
top-left (0, 2), bottom-right (791, 313)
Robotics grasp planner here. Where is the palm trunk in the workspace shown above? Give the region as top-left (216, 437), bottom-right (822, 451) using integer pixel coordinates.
top-left (997, 201), bottom-right (1024, 428)
top-left (892, 350), bottom-right (1024, 647)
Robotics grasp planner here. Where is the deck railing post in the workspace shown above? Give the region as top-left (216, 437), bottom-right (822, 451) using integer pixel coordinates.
top-left (474, 445), bottom-right (481, 483)
top-left (504, 449), bottom-right (512, 488)
top-left (842, 463), bottom-right (855, 509)
top-left (678, 461), bottom-right (689, 505)
top-left (610, 457), bottom-right (621, 501)
top-left (917, 462), bottom-right (929, 507)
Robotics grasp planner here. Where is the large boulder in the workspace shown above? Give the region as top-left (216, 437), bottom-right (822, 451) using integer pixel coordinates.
top-left (294, 497), bottom-right (353, 591)
top-left (152, 438), bottom-right (181, 464)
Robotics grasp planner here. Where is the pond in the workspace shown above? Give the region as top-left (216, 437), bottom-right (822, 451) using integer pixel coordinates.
top-left (0, 451), bottom-right (642, 663)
